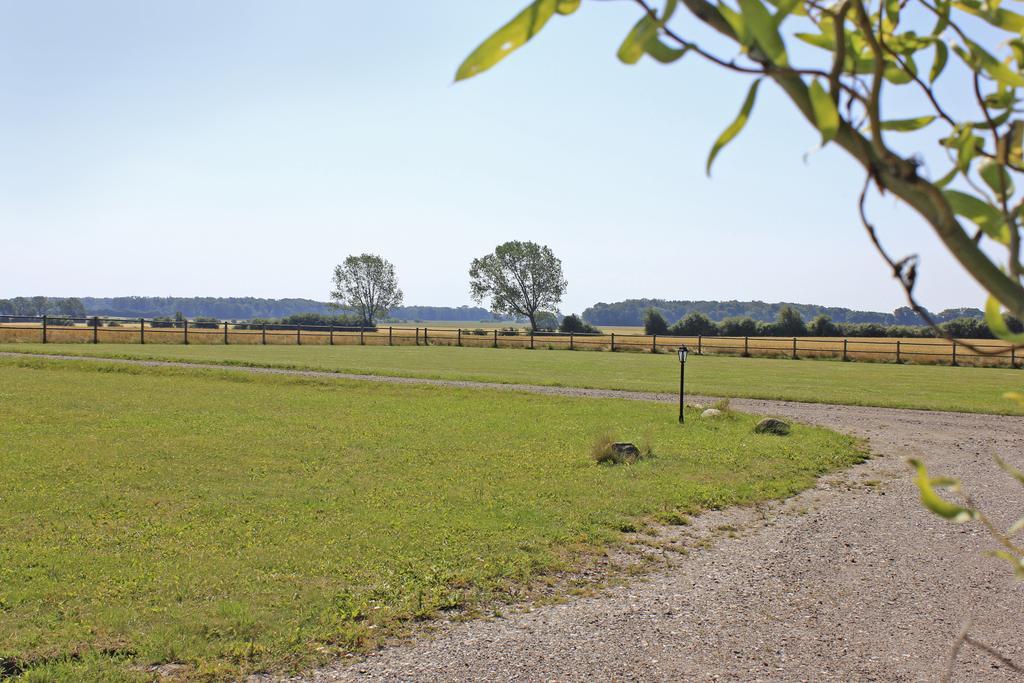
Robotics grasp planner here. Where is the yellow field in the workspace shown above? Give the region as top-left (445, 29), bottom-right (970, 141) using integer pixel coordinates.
top-left (0, 321), bottom-right (1016, 367)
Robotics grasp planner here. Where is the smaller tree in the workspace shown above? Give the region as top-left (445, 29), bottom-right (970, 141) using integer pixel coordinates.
top-left (670, 311), bottom-right (717, 336)
top-left (774, 306), bottom-right (808, 337)
top-left (560, 314), bottom-right (599, 334)
top-left (469, 241), bottom-right (567, 331)
top-left (809, 314), bottom-right (840, 337)
top-left (534, 311), bottom-right (559, 331)
top-left (718, 316), bottom-right (758, 337)
top-left (331, 254), bottom-right (403, 326)
top-left (643, 308), bottom-right (669, 335)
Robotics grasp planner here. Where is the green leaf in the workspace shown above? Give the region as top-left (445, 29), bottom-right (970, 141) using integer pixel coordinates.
top-left (795, 31), bottom-right (835, 50)
top-left (808, 80), bottom-right (839, 144)
top-left (979, 158), bottom-right (1014, 199)
top-left (957, 38), bottom-right (1024, 88)
top-left (954, 1), bottom-right (1024, 32)
top-left (886, 0), bottom-right (901, 23)
top-left (720, 4), bottom-right (753, 47)
top-left (944, 190), bottom-right (1011, 244)
top-left (707, 79), bottom-right (761, 176)
top-left (989, 550), bottom-right (1024, 578)
top-left (645, 39), bottom-right (689, 63)
top-left (618, 15), bottom-right (659, 64)
top-left (556, 0), bottom-right (581, 14)
top-left (985, 296), bottom-right (1024, 344)
top-left (932, 0), bottom-right (951, 35)
top-left (930, 40), bottom-right (948, 82)
top-left (618, 0), bottom-right (681, 65)
top-left (737, 0), bottom-right (789, 65)
top-left (455, 0), bottom-right (559, 82)
top-left (909, 459), bottom-right (976, 522)
top-left (880, 116), bottom-right (936, 131)
top-left (934, 166), bottom-right (958, 188)
top-left (995, 455), bottom-right (1024, 487)
top-left (1009, 120), bottom-right (1024, 166)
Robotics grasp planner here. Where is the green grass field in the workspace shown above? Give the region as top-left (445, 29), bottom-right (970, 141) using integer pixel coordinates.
top-left (0, 356), bottom-right (863, 680)
top-left (7, 342), bottom-right (1024, 414)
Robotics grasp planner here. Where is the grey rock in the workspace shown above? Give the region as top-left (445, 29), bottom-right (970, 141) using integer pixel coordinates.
top-left (754, 417), bottom-right (791, 435)
top-left (611, 442), bottom-right (641, 458)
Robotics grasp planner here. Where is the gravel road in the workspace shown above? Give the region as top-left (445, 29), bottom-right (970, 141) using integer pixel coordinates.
top-left (6, 353), bottom-right (1024, 681)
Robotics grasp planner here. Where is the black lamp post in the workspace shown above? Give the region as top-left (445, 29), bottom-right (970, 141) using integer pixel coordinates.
top-left (677, 345), bottom-right (689, 423)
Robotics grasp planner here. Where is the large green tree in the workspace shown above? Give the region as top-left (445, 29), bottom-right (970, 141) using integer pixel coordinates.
top-left (330, 254), bottom-right (403, 326)
top-left (469, 241), bottom-right (568, 331)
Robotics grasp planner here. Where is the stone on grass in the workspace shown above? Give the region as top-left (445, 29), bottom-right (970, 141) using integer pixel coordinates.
top-left (701, 408), bottom-right (723, 418)
top-left (754, 417), bottom-right (791, 435)
top-left (611, 442), bottom-right (641, 459)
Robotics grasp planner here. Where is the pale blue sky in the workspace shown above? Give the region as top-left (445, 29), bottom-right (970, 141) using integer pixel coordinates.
top-left (0, 1), bottom-right (989, 315)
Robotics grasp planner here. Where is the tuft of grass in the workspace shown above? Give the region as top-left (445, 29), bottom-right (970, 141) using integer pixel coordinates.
top-left (0, 357), bottom-right (864, 679)
top-left (711, 398), bottom-right (732, 413)
top-left (590, 431), bottom-right (619, 464)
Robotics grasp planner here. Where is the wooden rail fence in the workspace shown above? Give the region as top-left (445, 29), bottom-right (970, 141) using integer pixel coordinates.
top-left (0, 315), bottom-right (1018, 368)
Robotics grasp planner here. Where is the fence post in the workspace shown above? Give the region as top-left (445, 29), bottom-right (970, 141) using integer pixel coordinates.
top-left (93, 317), bottom-right (99, 344)
top-left (1013, 345), bottom-right (1017, 369)
top-left (360, 327), bottom-right (365, 346)
top-left (493, 329), bottom-right (498, 348)
top-left (423, 327), bottom-right (427, 346)
top-left (570, 332), bottom-right (574, 350)
top-left (743, 336), bottom-right (749, 357)
top-left (530, 330), bottom-right (534, 350)
top-left (896, 340), bottom-right (901, 364)
top-left (42, 315), bottom-right (47, 343)
top-left (611, 332), bottom-right (616, 352)
top-left (842, 338), bottom-right (848, 362)
top-left (296, 325), bottom-right (301, 346)
top-left (224, 321), bottom-right (229, 345)
top-left (261, 323), bottom-right (266, 345)
top-left (698, 335), bottom-right (703, 355)
top-left (415, 327), bottom-right (419, 346)
top-left (141, 318), bottom-right (146, 345)
top-left (792, 337), bottom-right (797, 360)
top-left (458, 328), bottom-right (462, 347)
top-left (389, 326), bottom-right (393, 346)
top-left (184, 319), bottom-right (189, 345)
top-left (652, 334), bottom-right (656, 353)
top-left (330, 326), bottom-right (334, 346)
top-left (952, 340), bottom-right (958, 366)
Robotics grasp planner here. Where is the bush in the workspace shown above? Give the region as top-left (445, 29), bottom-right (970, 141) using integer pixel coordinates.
top-left (498, 327), bottom-right (520, 336)
top-left (808, 314), bottom-right (840, 336)
top-left (668, 311), bottom-right (717, 336)
top-left (470, 328), bottom-right (489, 336)
top-left (643, 307), bottom-right (669, 335)
top-left (718, 316), bottom-right (758, 337)
top-left (560, 314), bottom-right (600, 334)
top-left (194, 317), bottom-right (223, 329)
top-left (774, 305), bottom-right (808, 336)
top-left (941, 317), bottom-right (993, 339)
top-left (534, 311), bottom-right (559, 331)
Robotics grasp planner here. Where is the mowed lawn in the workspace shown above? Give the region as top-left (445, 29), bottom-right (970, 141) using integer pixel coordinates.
top-left (7, 342), bottom-right (1024, 414)
top-left (0, 357), bottom-right (863, 680)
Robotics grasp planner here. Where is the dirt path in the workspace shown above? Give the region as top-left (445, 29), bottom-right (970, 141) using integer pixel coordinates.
top-left (7, 353), bottom-right (1024, 681)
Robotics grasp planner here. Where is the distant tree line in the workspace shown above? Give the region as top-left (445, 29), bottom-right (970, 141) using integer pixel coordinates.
top-left (0, 297), bottom-right (86, 320)
top-left (586, 299), bottom-right (984, 328)
top-left (643, 306), bottom-right (1021, 340)
top-left (6, 296), bottom-right (509, 323)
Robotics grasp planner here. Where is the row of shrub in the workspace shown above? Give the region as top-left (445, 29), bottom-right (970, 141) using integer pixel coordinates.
top-left (233, 313), bottom-right (375, 330)
top-left (643, 306), bottom-right (1022, 339)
